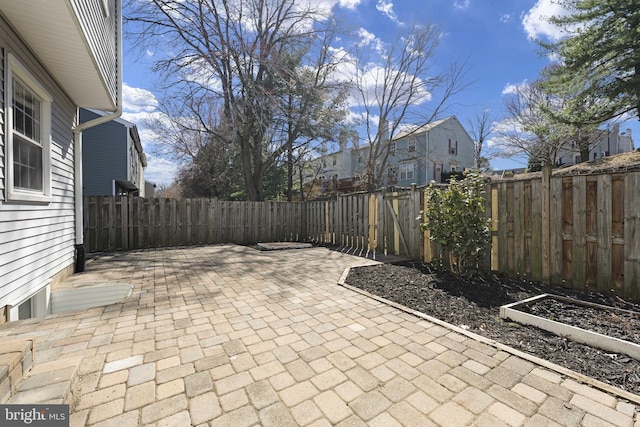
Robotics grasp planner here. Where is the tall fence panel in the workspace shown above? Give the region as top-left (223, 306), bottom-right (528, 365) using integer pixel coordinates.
top-left (304, 188), bottom-right (423, 258)
top-left (489, 171), bottom-right (640, 299)
top-left (84, 197), bottom-right (304, 252)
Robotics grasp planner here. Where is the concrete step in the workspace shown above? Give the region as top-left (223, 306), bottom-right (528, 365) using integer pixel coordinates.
top-left (7, 356), bottom-right (82, 408)
top-left (0, 339), bottom-right (34, 404)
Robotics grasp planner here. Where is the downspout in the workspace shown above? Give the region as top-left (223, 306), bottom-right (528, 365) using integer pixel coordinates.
top-left (72, 0), bottom-right (123, 272)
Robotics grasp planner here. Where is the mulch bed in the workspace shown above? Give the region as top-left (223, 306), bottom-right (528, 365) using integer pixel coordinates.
top-left (345, 261), bottom-right (640, 396)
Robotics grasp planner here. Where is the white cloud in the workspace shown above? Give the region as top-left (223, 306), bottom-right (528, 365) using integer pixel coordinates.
top-left (454, 0), bottom-right (470, 10)
top-left (521, 0), bottom-right (568, 41)
top-left (501, 80), bottom-right (528, 96)
top-left (122, 83), bottom-right (158, 113)
top-left (144, 154), bottom-right (179, 187)
top-left (500, 13), bottom-right (512, 24)
top-left (354, 65), bottom-right (431, 109)
top-left (121, 84), bottom-right (179, 186)
top-left (337, 0), bottom-right (361, 9)
top-left (355, 28), bottom-right (385, 53)
top-left (376, 0), bottom-right (401, 24)
top-left (357, 28), bottom-right (376, 45)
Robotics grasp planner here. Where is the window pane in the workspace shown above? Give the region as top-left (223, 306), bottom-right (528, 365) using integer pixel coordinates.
top-left (18, 299), bottom-right (32, 320)
top-left (13, 79), bottom-right (41, 142)
top-left (12, 77), bottom-right (44, 193)
top-left (13, 135), bottom-right (43, 191)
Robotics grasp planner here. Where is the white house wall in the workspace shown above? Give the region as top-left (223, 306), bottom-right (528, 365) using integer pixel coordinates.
top-left (0, 17), bottom-right (77, 313)
top-left (70, 0), bottom-right (118, 103)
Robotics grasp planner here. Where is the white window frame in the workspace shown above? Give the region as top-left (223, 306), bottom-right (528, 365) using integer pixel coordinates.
top-left (6, 54), bottom-right (52, 203)
top-left (399, 162), bottom-right (414, 181)
top-left (449, 139), bottom-right (458, 155)
top-left (8, 280), bottom-right (51, 321)
top-left (389, 142), bottom-right (396, 156)
top-left (408, 137), bottom-right (416, 152)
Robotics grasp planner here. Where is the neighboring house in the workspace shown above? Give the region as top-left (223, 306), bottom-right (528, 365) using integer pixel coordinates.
top-left (80, 108), bottom-right (146, 197)
top-left (557, 123), bottom-right (635, 166)
top-left (0, 0), bottom-right (121, 322)
top-left (145, 181), bottom-right (157, 198)
top-left (307, 116), bottom-right (475, 193)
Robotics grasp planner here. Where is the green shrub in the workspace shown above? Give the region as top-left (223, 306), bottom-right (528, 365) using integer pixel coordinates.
top-left (421, 171), bottom-right (491, 274)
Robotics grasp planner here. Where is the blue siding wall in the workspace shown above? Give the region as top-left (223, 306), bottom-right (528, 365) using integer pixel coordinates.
top-left (80, 108), bottom-right (127, 196)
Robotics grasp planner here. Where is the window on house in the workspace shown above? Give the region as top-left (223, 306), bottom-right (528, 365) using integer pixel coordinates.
top-left (332, 156), bottom-right (336, 166)
top-left (18, 299), bottom-right (32, 320)
top-left (7, 55), bottom-right (52, 202)
top-left (389, 142), bottom-right (396, 156)
top-left (408, 138), bottom-right (416, 152)
top-left (387, 165), bottom-right (397, 185)
top-left (399, 163), bottom-right (414, 181)
top-left (449, 139), bottom-right (458, 155)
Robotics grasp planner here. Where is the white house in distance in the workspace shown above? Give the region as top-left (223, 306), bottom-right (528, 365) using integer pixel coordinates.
top-left (308, 116), bottom-right (475, 192)
top-left (0, 0), bottom-right (121, 322)
top-left (557, 123), bottom-right (635, 166)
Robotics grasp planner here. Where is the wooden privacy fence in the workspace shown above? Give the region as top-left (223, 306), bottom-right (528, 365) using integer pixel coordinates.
top-left (83, 197), bottom-right (305, 251)
top-left (84, 170), bottom-right (640, 299)
top-left (488, 171), bottom-right (640, 299)
top-left (305, 188), bottom-right (422, 258)
top-left (83, 188), bottom-right (424, 258)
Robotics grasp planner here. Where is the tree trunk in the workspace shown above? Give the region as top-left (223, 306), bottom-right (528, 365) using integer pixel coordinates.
top-left (286, 139), bottom-right (293, 201)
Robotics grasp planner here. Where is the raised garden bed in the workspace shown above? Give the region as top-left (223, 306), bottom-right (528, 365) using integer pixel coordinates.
top-left (501, 294), bottom-right (640, 361)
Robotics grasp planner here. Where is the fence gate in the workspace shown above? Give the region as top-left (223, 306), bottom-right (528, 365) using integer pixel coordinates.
top-left (380, 188), bottom-right (422, 258)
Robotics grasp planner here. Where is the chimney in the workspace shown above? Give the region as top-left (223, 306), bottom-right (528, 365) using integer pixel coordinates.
top-left (379, 119), bottom-right (390, 143)
top-left (338, 129), bottom-right (349, 151)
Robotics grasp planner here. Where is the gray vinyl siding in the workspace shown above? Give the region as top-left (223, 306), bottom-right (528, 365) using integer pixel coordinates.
top-left (70, 0), bottom-right (118, 103)
top-left (0, 18), bottom-right (77, 309)
top-left (80, 108), bottom-right (127, 196)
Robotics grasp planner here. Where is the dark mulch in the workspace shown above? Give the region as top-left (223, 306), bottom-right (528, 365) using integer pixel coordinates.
top-left (345, 261), bottom-right (640, 396)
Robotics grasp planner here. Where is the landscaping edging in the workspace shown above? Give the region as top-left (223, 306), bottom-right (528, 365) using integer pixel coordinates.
top-left (500, 294), bottom-right (640, 361)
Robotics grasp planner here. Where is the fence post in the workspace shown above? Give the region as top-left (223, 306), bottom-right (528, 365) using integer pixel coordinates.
top-left (542, 165), bottom-right (551, 284)
top-left (410, 183), bottom-right (420, 259)
top-left (624, 172), bottom-right (640, 299)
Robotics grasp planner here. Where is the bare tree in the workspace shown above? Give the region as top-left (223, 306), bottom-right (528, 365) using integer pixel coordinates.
top-left (350, 22), bottom-right (467, 191)
top-left (125, 0), bottom-right (349, 200)
top-left (497, 80), bottom-right (601, 168)
top-left (497, 81), bottom-right (573, 167)
top-left (467, 108), bottom-right (497, 169)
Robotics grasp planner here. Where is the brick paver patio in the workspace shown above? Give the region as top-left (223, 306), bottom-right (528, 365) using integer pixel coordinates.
top-left (0, 245), bottom-right (638, 426)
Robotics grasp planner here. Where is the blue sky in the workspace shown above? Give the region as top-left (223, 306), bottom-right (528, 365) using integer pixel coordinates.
top-left (120, 0), bottom-right (639, 186)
